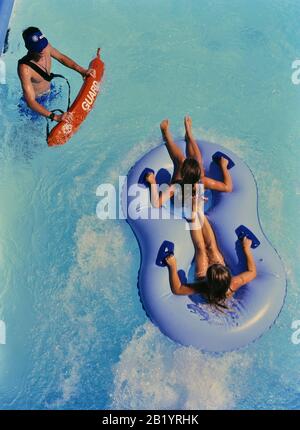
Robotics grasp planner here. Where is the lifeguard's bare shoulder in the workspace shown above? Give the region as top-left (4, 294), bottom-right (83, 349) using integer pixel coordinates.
top-left (17, 62), bottom-right (35, 101)
top-left (18, 61), bottom-right (32, 82)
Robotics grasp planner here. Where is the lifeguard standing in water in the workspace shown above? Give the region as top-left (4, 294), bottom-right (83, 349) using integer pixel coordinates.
top-left (18, 26), bottom-right (93, 122)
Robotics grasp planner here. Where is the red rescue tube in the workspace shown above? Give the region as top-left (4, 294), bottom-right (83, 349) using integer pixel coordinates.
top-left (47, 48), bottom-right (105, 147)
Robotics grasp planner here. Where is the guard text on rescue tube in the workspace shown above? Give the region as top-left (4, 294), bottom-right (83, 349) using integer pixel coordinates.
top-left (81, 81), bottom-right (99, 111)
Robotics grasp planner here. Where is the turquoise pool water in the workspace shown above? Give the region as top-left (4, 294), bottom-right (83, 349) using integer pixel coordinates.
top-left (0, 0), bottom-right (299, 409)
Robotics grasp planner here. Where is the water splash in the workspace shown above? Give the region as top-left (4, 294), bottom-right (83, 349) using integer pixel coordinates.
top-left (110, 322), bottom-right (252, 410)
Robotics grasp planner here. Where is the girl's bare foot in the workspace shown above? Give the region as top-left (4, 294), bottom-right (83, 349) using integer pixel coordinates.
top-left (184, 115), bottom-right (192, 133)
top-left (160, 119), bottom-right (169, 134)
top-left (184, 115), bottom-right (194, 142)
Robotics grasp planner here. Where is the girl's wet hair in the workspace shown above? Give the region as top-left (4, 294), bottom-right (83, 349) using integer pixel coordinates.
top-left (194, 264), bottom-right (232, 307)
top-left (181, 158), bottom-right (201, 185)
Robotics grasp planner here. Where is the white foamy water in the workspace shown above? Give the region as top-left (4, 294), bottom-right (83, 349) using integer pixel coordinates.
top-left (1, 0), bottom-right (299, 410)
top-left (110, 322), bottom-right (252, 410)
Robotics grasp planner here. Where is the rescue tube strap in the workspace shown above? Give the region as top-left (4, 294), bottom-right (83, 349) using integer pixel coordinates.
top-left (52, 73), bottom-right (71, 111)
top-left (18, 57), bottom-right (54, 82)
top-left (46, 109), bottom-right (64, 140)
top-left (44, 75), bottom-right (71, 142)
top-left (18, 57), bottom-right (71, 111)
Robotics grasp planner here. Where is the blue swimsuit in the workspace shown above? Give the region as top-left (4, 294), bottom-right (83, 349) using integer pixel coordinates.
top-left (18, 82), bottom-right (61, 120)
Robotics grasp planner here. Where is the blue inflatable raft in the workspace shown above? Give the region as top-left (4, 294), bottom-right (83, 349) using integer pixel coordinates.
top-left (122, 140), bottom-right (286, 352)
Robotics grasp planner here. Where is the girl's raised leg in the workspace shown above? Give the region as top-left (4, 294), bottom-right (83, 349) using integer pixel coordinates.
top-left (161, 119), bottom-right (185, 182)
top-left (184, 116), bottom-right (204, 174)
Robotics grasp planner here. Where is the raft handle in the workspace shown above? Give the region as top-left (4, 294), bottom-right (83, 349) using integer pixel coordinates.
top-left (235, 225), bottom-right (260, 249)
top-left (138, 168), bottom-right (155, 186)
top-left (212, 151), bottom-right (235, 169)
top-left (156, 240), bottom-right (175, 267)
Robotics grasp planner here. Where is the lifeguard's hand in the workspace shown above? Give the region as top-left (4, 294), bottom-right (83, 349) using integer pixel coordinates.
top-left (54, 112), bottom-right (73, 122)
top-left (81, 68), bottom-right (95, 79)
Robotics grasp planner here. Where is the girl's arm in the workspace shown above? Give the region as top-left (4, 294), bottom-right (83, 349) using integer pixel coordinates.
top-left (228, 237), bottom-right (257, 296)
top-left (202, 157), bottom-right (233, 193)
top-left (165, 255), bottom-right (196, 295)
top-left (146, 173), bottom-right (174, 208)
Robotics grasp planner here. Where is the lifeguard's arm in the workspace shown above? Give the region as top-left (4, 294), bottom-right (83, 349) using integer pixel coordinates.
top-left (18, 64), bottom-right (52, 117)
top-left (228, 238), bottom-right (257, 296)
top-left (202, 158), bottom-right (233, 192)
top-left (50, 45), bottom-right (91, 77)
top-left (146, 173), bottom-right (174, 208)
top-left (166, 255), bottom-right (196, 295)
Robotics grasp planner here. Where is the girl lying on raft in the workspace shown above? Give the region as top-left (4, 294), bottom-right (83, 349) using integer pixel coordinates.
top-left (165, 212), bottom-right (257, 306)
top-left (145, 116), bottom-right (233, 208)
top-left (145, 116), bottom-right (256, 306)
